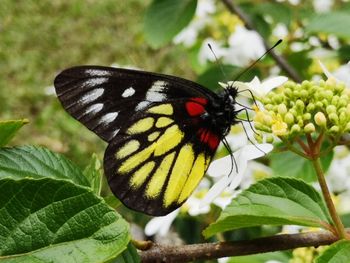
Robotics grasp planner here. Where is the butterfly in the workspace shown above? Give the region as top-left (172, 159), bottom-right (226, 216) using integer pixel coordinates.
top-left (54, 66), bottom-right (240, 216)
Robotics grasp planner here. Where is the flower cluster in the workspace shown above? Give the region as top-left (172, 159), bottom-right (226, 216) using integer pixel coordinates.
top-left (254, 79), bottom-right (350, 141)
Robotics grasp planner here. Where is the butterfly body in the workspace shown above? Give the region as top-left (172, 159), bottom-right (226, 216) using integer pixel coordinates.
top-left (54, 66), bottom-right (239, 216)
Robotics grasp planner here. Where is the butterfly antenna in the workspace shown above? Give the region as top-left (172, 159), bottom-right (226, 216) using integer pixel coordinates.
top-left (239, 121), bottom-right (266, 155)
top-left (208, 43), bottom-right (231, 96)
top-left (237, 88), bottom-right (259, 109)
top-left (233, 39), bottom-right (282, 82)
top-left (222, 137), bottom-right (238, 174)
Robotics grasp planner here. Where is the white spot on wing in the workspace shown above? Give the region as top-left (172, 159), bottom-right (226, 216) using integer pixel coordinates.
top-left (79, 88), bottom-right (104, 104)
top-left (135, 80), bottom-right (168, 111)
top-left (83, 77), bottom-right (109, 87)
top-left (122, 87), bottom-right (135, 98)
top-left (145, 80), bottom-right (167, 102)
top-left (110, 129), bottom-right (120, 138)
top-left (135, 101), bottom-right (150, 111)
top-left (99, 112), bottom-right (119, 124)
top-left (85, 103), bottom-right (103, 114)
top-left (85, 69), bottom-right (112, 76)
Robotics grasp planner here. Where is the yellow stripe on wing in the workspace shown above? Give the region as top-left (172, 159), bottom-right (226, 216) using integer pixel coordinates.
top-left (146, 152), bottom-right (176, 198)
top-left (164, 144), bottom-right (195, 207)
top-left (178, 153), bottom-right (206, 203)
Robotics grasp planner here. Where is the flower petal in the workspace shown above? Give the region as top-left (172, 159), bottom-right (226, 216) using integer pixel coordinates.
top-left (207, 155), bottom-right (234, 177)
top-left (201, 176), bottom-right (231, 207)
top-left (144, 209), bottom-right (179, 236)
top-left (261, 76), bottom-right (288, 93)
top-left (318, 60), bottom-right (334, 79)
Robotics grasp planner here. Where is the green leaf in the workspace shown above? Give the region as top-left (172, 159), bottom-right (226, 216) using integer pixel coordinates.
top-left (83, 153), bottom-right (103, 195)
top-left (338, 45), bottom-right (350, 61)
top-left (315, 240), bottom-right (350, 263)
top-left (196, 65), bottom-right (241, 92)
top-left (227, 251), bottom-right (290, 263)
top-left (253, 3), bottom-right (292, 26)
top-left (112, 243), bottom-right (140, 263)
top-left (144, 0), bottom-right (197, 48)
top-left (0, 146), bottom-right (89, 187)
top-left (203, 177), bottom-right (332, 238)
top-left (0, 178), bottom-right (130, 262)
top-left (287, 51), bottom-right (313, 80)
top-left (270, 148), bottom-right (333, 182)
top-left (340, 213), bottom-right (350, 228)
top-left (0, 119), bottom-right (28, 147)
top-left (306, 12), bottom-right (350, 38)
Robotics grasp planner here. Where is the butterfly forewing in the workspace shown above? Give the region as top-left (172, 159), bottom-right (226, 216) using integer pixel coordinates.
top-left (54, 66), bottom-right (225, 216)
top-left (54, 66), bottom-right (217, 142)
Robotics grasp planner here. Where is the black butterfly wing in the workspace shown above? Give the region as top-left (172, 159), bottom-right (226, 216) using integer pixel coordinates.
top-left (54, 66), bottom-right (217, 142)
top-left (54, 66), bottom-right (223, 216)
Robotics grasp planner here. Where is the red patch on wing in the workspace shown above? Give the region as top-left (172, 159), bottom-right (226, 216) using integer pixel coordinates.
top-left (198, 128), bottom-right (220, 150)
top-left (185, 97), bottom-right (208, 117)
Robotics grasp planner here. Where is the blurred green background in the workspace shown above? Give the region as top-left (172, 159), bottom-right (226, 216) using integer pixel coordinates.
top-left (0, 0), bottom-right (196, 167)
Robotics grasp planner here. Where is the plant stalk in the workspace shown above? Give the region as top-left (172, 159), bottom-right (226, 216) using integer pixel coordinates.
top-left (312, 158), bottom-right (347, 239)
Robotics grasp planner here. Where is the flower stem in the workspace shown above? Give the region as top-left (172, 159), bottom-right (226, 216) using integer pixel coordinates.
top-left (312, 158), bottom-right (347, 239)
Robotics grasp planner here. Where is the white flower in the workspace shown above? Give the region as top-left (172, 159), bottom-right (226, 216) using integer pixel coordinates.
top-left (201, 143), bottom-right (273, 206)
top-left (144, 209), bottom-right (179, 237)
top-left (272, 23), bottom-right (289, 39)
top-left (173, 0), bottom-right (215, 47)
top-left (173, 19), bottom-right (208, 47)
top-left (222, 26), bottom-right (265, 67)
top-left (195, 0), bottom-right (215, 17)
top-left (221, 75), bottom-right (288, 98)
top-left (185, 195), bottom-right (211, 216)
top-left (318, 60), bottom-right (350, 87)
top-left (313, 0), bottom-right (333, 13)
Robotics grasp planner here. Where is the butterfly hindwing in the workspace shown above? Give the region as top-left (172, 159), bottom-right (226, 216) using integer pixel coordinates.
top-left (104, 100), bottom-right (220, 215)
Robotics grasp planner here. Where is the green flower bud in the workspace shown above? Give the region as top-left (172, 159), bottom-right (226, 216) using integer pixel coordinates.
top-left (293, 89), bottom-right (300, 98)
top-left (335, 83), bottom-right (345, 93)
top-left (264, 104), bottom-right (273, 111)
top-left (254, 122), bottom-right (271, 133)
top-left (329, 125), bottom-right (340, 134)
top-left (338, 98), bottom-right (347, 107)
top-left (331, 95), bottom-right (339, 105)
top-left (316, 101), bottom-right (323, 108)
top-left (314, 112), bottom-right (327, 127)
top-left (300, 90), bottom-right (309, 99)
top-left (345, 122), bottom-right (350, 132)
top-left (285, 88), bottom-right (292, 97)
top-left (326, 105), bottom-right (337, 114)
top-left (323, 90), bottom-right (333, 100)
top-left (284, 112), bottom-right (294, 124)
top-left (304, 123), bottom-right (316, 133)
top-left (291, 124), bottom-right (301, 134)
top-left (254, 133), bottom-right (263, 143)
top-left (266, 134), bottom-right (274, 143)
top-left (278, 104), bottom-right (288, 115)
top-left (296, 100), bottom-right (304, 110)
top-left (306, 103), bottom-right (315, 112)
top-left (303, 113), bottom-right (312, 121)
top-left (263, 115), bottom-right (273, 125)
top-left (339, 112), bottom-right (347, 124)
top-left (329, 113), bottom-right (338, 123)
